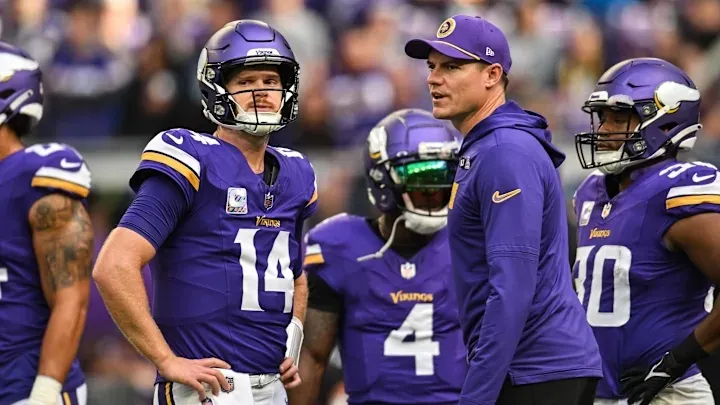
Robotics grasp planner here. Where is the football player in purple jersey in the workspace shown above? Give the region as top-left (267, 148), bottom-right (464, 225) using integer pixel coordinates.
top-left (0, 42), bottom-right (93, 405)
top-left (92, 20), bottom-right (317, 405)
top-left (288, 109), bottom-right (467, 405)
top-left (572, 57), bottom-right (720, 405)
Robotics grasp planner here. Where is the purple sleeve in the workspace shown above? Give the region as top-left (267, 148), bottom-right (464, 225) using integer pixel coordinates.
top-left (293, 220), bottom-right (305, 279)
top-left (302, 232), bottom-right (345, 294)
top-left (118, 174), bottom-right (189, 250)
top-left (463, 144), bottom-right (543, 404)
top-left (129, 130), bottom-right (202, 207)
top-left (665, 169), bottom-right (720, 220)
top-left (301, 170), bottom-right (318, 220)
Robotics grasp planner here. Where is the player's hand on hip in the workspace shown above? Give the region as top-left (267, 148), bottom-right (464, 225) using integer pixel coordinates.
top-left (156, 355), bottom-right (232, 401)
top-left (279, 356), bottom-right (301, 389)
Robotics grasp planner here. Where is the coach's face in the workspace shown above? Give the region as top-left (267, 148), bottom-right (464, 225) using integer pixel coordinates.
top-left (426, 50), bottom-right (493, 121)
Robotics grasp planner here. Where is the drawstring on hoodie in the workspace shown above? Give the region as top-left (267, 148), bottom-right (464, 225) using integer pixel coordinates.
top-left (356, 215), bottom-right (405, 262)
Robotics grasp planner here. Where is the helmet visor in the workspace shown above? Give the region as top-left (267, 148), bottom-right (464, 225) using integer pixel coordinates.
top-left (393, 159), bottom-right (457, 212)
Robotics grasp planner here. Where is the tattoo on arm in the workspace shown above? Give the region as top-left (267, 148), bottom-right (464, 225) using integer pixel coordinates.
top-left (30, 195), bottom-right (94, 296)
top-left (303, 308), bottom-right (339, 361)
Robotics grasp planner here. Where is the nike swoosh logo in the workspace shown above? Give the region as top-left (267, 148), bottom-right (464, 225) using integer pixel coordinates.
top-left (645, 369), bottom-right (672, 381)
top-left (166, 133), bottom-right (183, 145)
top-left (692, 173), bottom-right (715, 183)
top-left (60, 158), bottom-right (81, 169)
top-left (492, 189), bottom-right (521, 203)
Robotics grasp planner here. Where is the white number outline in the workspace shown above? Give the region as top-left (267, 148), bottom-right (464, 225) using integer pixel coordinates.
top-left (25, 143), bottom-right (65, 157)
top-left (274, 147), bottom-right (304, 159)
top-left (235, 229), bottom-right (294, 313)
top-left (383, 303), bottom-right (440, 376)
top-left (189, 132), bottom-right (220, 146)
top-left (574, 245), bottom-right (632, 327)
top-left (0, 267), bottom-right (7, 301)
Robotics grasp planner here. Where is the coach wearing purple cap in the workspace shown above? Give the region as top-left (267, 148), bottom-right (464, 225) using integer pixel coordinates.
top-left (406, 15), bottom-right (603, 405)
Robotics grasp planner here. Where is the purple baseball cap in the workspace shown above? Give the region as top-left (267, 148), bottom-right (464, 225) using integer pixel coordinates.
top-left (405, 14), bottom-right (512, 75)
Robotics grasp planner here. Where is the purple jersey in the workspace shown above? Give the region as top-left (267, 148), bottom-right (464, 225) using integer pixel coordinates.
top-left (127, 128), bottom-right (317, 378)
top-left (303, 214), bottom-right (467, 404)
top-left (572, 159), bottom-right (717, 399)
top-left (0, 143), bottom-right (91, 404)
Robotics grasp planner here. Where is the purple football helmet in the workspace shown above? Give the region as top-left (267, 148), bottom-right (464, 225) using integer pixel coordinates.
top-left (365, 109), bottom-right (460, 235)
top-left (575, 57), bottom-right (701, 174)
top-left (196, 20), bottom-right (299, 136)
top-left (0, 41), bottom-right (43, 135)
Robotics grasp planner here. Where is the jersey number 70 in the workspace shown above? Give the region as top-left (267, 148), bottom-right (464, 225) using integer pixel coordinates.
top-left (574, 244), bottom-right (713, 327)
top-left (573, 245), bottom-right (632, 327)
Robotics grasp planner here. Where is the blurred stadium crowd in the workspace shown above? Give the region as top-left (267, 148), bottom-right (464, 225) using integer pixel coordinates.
top-left (2, 0), bottom-right (720, 403)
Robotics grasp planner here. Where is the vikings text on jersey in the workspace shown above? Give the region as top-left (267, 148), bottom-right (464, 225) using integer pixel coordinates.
top-left (303, 214), bottom-right (467, 404)
top-left (573, 160), bottom-right (719, 399)
top-left (119, 128), bottom-right (317, 381)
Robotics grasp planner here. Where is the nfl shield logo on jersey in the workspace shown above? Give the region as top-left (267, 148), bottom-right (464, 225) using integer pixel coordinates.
top-left (221, 376), bottom-right (234, 393)
top-left (264, 192), bottom-right (274, 210)
top-left (601, 202), bottom-right (612, 219)
top-left (226, 187), bottom-right (248, 215)
top-left (400, 262), bottom-right (416, 280)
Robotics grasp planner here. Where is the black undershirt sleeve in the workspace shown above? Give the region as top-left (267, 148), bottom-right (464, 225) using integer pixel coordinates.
top-left (307, 270), bottom-right (343, 313)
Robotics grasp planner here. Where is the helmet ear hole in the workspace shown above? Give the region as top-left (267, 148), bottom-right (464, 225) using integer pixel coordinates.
top-left (368, 166), bottom-right (387, 187)
top-left (659, 122), bottom-right (678, 134)
top-left (7, 114), bottom-right (33, 137)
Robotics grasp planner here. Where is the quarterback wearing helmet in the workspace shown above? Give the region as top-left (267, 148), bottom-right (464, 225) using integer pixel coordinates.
top-left (0, 42), bottom-right (94, 405)
top-left (572, 57), bottom-right (719, 405)
top-left (93, 20), bottom-right (317, 405)
top-left (288, 109), bottom-right (467, 405)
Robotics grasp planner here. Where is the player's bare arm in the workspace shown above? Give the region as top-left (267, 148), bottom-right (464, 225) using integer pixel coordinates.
top-left (287, 308), bottom-right (339, 405)
top-left (29, 194), bottom-right (92, 386)
top-left (293, 272), bottom-right (308, 323)
top-left (93, 227), bottom-right (230, 400)
top-left (665, 212), bottom-right (720, 352)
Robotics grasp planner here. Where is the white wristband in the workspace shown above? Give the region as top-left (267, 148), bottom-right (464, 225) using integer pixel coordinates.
top-left (285, 316), bottom-right (304, 367)
top-left (28, 375), bottom-right (62, 405)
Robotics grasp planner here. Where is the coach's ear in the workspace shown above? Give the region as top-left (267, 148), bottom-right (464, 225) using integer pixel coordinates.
top-left (479, 62), bottom-right (504, 90)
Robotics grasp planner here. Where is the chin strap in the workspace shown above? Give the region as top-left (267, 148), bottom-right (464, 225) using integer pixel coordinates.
top-left (356, 215), bottom-right (405, 262)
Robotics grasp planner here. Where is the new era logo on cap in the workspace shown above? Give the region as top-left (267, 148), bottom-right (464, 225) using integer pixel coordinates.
top-left (404, 15), bottom-right (512, 75)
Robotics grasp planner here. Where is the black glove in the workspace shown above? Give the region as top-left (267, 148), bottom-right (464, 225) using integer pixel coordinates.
top-left (620, 332), bottom-right (708, 405)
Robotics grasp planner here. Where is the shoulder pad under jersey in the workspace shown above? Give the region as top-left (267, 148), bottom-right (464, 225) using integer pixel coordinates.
top-left (659, 161), bottom-right (720, 218)
top-left (132, 128), bottom-right (220, 197)
top-left (25, 142), bottom-right (92, 199)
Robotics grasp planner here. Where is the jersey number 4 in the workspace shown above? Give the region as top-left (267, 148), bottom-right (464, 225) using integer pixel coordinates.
top-left (235, 229), bottom-right (294, 313)
top-left (383, 303), bottom-right (440, 376)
